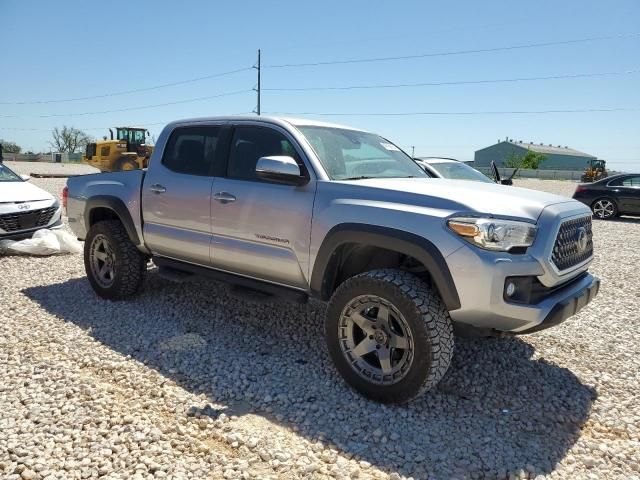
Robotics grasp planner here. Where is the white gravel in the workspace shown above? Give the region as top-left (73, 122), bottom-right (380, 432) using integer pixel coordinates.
top-left (5, 161), bottom-right (100, 178)
top-left (1, 166), bottom-right (639, 479)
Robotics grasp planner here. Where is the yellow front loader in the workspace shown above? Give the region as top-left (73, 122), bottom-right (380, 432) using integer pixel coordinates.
top-left (83, 127), bottom-right (153, 172)
top-left (580, 159), bottom-right (607, 183)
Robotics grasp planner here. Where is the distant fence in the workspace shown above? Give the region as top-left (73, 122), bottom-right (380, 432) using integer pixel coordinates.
top-left (2, 152), bottom-right (83, 163)
top-left (476, 167), bottom-right (585, 181)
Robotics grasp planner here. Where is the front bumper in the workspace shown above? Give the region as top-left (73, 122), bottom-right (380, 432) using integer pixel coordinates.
top-left (444, 200), bottom-right (599, 333)
top-left (446, 243), bottom-right (599, 333)
top-left (516, 274), bottom-right (599, 334)
top-left (0, 218), bottom-right (64, 241)
top-left (0, 201), bottom-right (63, 240)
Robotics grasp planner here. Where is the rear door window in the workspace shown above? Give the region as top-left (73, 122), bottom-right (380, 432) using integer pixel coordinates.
top-left (162, 126), bottom-right (222, 176)
top-left (622, 176), bottom-right (640, 187)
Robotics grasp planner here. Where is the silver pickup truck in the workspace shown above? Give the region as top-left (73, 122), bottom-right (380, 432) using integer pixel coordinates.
top-left (66, 116), bottom-right (599, 403)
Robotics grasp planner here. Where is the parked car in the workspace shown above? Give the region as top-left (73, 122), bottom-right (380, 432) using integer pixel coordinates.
top-left (415, 157), bottom-right (493, 183)
top-left (0, 163), bottom-right (62, 240)
top-left (573, 173), bottom-right (640, 219)
top-left (415, 157), bottom-right (515, 185)
top-left (66, 116), bottom-right (599, 403)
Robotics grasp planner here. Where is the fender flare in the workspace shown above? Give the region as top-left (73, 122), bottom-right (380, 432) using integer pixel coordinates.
top-left (84, 195), bottom-right (140, 245)
top-left (310, 223), bottom-right (460, 311)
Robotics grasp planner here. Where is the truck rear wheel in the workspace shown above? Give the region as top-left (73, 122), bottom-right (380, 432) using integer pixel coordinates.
top-left (325, 269), bottom-right (454, 403)
top-left (84, 220), bottom-right (145, 299)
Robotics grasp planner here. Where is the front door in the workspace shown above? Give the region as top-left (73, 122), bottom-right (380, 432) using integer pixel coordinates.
top-left (141, 124), bottom-right (225, 265)
top-left (209, 124), bottom-right (315, 289)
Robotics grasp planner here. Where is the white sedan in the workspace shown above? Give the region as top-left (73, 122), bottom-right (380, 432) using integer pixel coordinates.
top-left (414, 157), bottom-right (497, 183)
top-left (0, 163), bottom-right (62, 240)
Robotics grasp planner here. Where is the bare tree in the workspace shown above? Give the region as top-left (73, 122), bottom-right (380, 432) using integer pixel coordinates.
top-left (50, 126), bottom-right (93, 153)
top-left (0, 139), bottom-right (22, 153)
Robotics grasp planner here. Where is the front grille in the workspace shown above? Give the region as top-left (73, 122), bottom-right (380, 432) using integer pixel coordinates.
top-left (551, 215), bottom-right (593, 272)
top-left (0, 206), bottom-right (57, 233)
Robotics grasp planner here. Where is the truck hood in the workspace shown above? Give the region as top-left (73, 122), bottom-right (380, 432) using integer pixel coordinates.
top-left (0, 181), bottom-right (54, 203)
top-left (337, 177), bottom-right (574, 222)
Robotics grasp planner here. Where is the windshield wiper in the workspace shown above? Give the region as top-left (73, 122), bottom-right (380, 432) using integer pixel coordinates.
top-left (341, 175), bottom-right (374, 180)
top-left (341, 175), bottom-right (419, 180)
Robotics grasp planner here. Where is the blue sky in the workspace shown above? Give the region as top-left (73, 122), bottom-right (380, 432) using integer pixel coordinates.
top-left (1, 0), bottom-right (638, 171)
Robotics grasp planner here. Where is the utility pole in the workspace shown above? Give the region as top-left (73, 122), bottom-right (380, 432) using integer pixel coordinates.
top-left (411, 146), bottom-right (415, 157)
top-left (253, 49), bottom-right (261, 115)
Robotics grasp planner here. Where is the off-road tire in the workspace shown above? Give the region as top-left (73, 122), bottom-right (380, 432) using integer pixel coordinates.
top-left (84, 220), bottom-right (145, 300)
top-left (326, 269), bottom-right (454, 403)
top-left (115, 156), bottom-right (138, 171)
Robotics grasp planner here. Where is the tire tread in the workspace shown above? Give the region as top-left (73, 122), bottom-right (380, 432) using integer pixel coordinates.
top-left (84, 220), bottom-right (145, 300)
top-left (326, 268), bottom-right (454, 403)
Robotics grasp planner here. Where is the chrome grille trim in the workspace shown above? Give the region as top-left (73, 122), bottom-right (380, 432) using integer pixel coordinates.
top-left (550, 215), bottom-right (593, 273)
top-left (0, 206), bottom-right (57, 233)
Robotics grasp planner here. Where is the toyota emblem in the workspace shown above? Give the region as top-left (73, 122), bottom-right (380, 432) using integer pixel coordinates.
top-left (576, 227), bottom-right (588, 252)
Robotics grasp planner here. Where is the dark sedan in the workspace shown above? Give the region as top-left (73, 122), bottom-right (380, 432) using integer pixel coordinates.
top-left (572, 174), bottom-right (640, 219)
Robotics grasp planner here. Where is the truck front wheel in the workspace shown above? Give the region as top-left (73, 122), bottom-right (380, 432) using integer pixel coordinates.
top-left (326, 269), bottom-right (454, 403)
top-left (84, 220), bottom-right (145, 300)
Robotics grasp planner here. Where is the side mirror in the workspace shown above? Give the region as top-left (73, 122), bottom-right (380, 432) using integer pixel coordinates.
top-left (500, 179), bottom-right (513, 186)
top-left (20, 174), bottom-right (31, 181)
top-left (256, 156), bottom-right (308, 186)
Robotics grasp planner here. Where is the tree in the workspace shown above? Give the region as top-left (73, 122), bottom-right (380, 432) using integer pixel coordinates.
top-left (0, 139), bottom-right (22, 153)
top-left (50, 126), bottom-right (93, 153)
top-left (505, 149), bottom-right (547, 170)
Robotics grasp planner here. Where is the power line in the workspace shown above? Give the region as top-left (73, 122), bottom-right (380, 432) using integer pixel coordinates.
top-left (264, 32), bottom-right (640, 69)
top-left (1, 89), bottom-right (253, 119)
top-left (264, 107), bottom-right (640, 116)
top-left (264, 69), bottom-right (640, 92)
top-left (0, 113), bottom-right (255, 132)
top-left (0, 67), bottom-right (253, 105)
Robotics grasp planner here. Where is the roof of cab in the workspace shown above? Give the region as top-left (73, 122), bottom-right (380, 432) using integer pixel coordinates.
top-left (163, 115), bottom-right (367, 132)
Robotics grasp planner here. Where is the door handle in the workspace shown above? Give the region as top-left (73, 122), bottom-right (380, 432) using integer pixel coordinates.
top-left (213, 191), bottom-right (236, 204)
top-left (149, 184), bottom-right (166, 194)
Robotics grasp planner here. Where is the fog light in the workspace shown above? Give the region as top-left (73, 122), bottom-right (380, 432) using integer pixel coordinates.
top-left (505, 282), bottom-right (516, 297)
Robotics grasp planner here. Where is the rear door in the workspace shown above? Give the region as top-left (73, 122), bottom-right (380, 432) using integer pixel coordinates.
top-left (141, 124), bottom-right (227, 265)
top-left (618, 175), bottom-right (640, 213)
top-left (209, 123), bottom-right (316, 289)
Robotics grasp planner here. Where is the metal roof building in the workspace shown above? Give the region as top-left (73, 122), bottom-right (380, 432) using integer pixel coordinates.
top-left (474, 139), bottom-right (597, 171)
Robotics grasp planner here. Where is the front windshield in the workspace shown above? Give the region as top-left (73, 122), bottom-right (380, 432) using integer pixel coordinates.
top-left (296, 126), bottom-right (427, 180)
top-left (117, 129), bottom-right (145, 144)
top-left (0, 164), bottom-right (22, 182)
top-left (427, 161), bottom-right (493, 183)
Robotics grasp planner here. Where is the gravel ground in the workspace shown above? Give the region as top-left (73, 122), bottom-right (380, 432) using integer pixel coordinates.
top-left (5, 161), bottom-right (100, 178)
top-left (1, 165), bottom-right (639, 479)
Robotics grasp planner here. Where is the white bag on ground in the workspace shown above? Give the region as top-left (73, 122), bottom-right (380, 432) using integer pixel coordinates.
top-left (0, 229), bottom-right (82, 256)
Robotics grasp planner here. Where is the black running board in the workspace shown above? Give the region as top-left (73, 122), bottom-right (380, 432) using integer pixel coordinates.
top-left (154, 256), bottom-right (309, 304)
top-left (157, 266), bottom-right (195, 283)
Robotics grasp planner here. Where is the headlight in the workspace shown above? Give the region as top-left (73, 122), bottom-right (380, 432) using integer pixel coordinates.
top-left (447, 216), bottom-right (537, 252)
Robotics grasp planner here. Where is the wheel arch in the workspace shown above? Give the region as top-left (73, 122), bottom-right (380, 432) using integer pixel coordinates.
top-left (310, 223), bottom-right (461, 311)
top-left (85, 195), bottom-right (140, 245)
